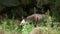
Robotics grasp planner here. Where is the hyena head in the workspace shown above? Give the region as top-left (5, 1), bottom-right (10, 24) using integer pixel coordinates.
top-left (19, 19), bottom-right (26, 26)
top-left (19, 18), bottom-right (31, 27)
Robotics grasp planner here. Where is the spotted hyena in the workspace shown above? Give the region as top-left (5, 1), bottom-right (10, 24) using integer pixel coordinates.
top-left (20, 14), bottom-right (47, 26)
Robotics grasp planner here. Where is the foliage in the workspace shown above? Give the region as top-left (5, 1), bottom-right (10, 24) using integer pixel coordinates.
top-left (0, 17), bottom-right (60, 34)
top-left (0, 0), bottom-right (60, 34)
top-left (22, 23), bottom-right (34, 34)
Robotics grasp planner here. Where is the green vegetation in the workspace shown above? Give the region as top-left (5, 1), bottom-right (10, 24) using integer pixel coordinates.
top-left (0, 17), bottom-right (60, 34)
top-left (0, 0), bottom-right (60, 34)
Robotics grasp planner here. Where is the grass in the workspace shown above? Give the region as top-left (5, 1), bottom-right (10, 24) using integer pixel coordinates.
top-left (0, 18), bottom-right (21, 34)
top-left (22, 23), bottom-right (34, 34)
top-left (0, 17), bottom-right (60, 34)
